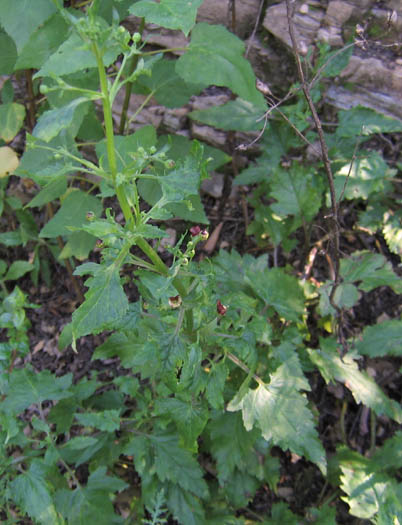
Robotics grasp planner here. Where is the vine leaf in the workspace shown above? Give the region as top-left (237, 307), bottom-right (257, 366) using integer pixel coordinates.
top-left (129, 0), bottom-right (203, 36)
top-left (355, 320), bottom-right (402, 358)
top-left (176, 23), bottom-right (265, 106)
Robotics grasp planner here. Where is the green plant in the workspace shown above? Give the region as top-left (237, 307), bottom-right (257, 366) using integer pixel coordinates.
top-left (0, 1), bottom-right (401, 523)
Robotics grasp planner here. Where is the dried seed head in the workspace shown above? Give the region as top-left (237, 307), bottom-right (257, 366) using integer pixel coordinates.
top-left (216, 299), bottom-right (227, 316)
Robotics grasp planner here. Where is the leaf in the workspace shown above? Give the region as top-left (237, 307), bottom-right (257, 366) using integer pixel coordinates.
top-left (204, 361), bottom-right (228, 410)
top-left (209, 411), bottom-right (259, 482)
top-left (0, 146), bottom-right (19, 177)
top-left (36, 30), bottom-right (121, 78)
top-left (137, 58), bottom-right (201, 108)
top-left (55, 466), bottom-right (128, 525)
top-left (227, 361), bottom-right (327, 475)
top-left (336, 106), bottom-right (402, 138)
top-left (340, 251), bottom-right (402, 294)
top-left (354, 320), bottom-right (402, 357)
top-left (33, 98), bottom-right (90, 143)
top-left (167, 484), bottom-right (206, 525)
top-left (14, 12), bottom-right (69, 70)
top-left (27, 176), bottom-right (68, 208)
top-left (10, 460), bottom-right (61, 525)
top-left (4, 260), bottom-right (33, 281)
top-left (333, 151), bottom-right (393, 201)
top-left (74, 409), bottom-right (121, 432)
top-left (0, 30), bottom-right (17, 74)
top-left (150, 432), bottom-right (209, 497)
top-left (189, 98), bottom-right (266, 132)
top-left (308, 340), bottom-right (402, 424)
top-left (245, 267), bottom-right (305, 321)
top-left (72, 263), bottom-right (129, 341)
top-left (1, 366), bottom-right (72, 414)
top-left (59, 231), bottom-right (97, 261)
top-left (39, 189), bottom-right (102, 238)
top-left (155, 396), bottom-right (208, 448)
top-left (176, 23), bottom-right (265, 106)
top-left (130, 0), bottom-right (203, 36)
top-left (0, 0), bottom-right (57, 53)
top-left (269, 166), bottom-right (324, 221)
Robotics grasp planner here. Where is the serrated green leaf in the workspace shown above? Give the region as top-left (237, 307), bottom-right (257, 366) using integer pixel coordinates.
top-left (355, 320), bottom-right (402, 357)
top-left (156, 396), bottom-right (208, 448)
top-left (27, 176), bottom-right (67, 208)
top-left (205, 362), bottom-right (228, 410)
top-left (150, 432), bottom-right (209, 497)
top-left (340, 251), bottom-right (402, 294)
top-left (333, 151), bottom-right (394, 201)
top-left (0, 102), bottom-right (26, 142)
top-left (15, 12), bottom-right (69, 70)
top-left (167, 484), bottom-right (206, 525)
top-left (270, 165), bottom-right (324, 221)
top-left (209, 411), bottom-right (259, 482)
top-left (33, 97), bottom-right (90, 142)
top-left (309, 340), bottom-right (402, 423)
top-left (176, 23), bottom-right (265, 106)
top-left (4, 260), bottom-right (33, 281)
top-left (227, 362), bottom-right (327, 475)
top-left (245, 267), bottom-right (305, 321)
top-left (336, 106), bottom-right (402, 138)
top-left (55, 466), bottom-right (127, 524)
top-left (39, 189), bottom-right (102, 238)
top-left (0, 31), bottom-right (17, 74)
top-left (10, 460), bottom-right (61, 525)
top-left (1, 366), bottom-right (72, 414)
top-left (190, 98), bottom-right (266, 132)
top-left (59, 231), bottom-right (97, 261)
top-left (74, 409), bottom-right (121, 432)
top-left (72, 263), bottom-right (129, 341)
top-left (0, 0), bottom-right (57, 53)
top-left (371, 431), bottom-right (402, 472)
top-left (264, 502), bottom-right (300, 524)
top-left (130, 0), bottom-right (203, 36)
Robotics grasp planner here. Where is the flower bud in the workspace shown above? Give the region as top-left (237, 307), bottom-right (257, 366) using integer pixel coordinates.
top-left (217, 299), bottom-right (227, 316)
top-left (169, 295), bottom-right (182, 308)
top-left (86, 211), bottom-right (95, 221)
top-left (200, 229), bottom-right (209, 241)
top-left (190, 225), bottom-right (201, 237)
top-left (132, 32), bottom-right (141, 44)
top-left (95, 239), bottom-right (104, 249)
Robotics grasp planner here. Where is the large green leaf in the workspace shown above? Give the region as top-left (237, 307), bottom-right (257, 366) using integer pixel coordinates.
top-left (176, 23), bottom-right (265, 106)
top-left (309, 340), bottom-right (402, 423)
top-left (137, 58), bottom-right (201, 108)
top-left (245, 267), bottom-right (305, 321)
top-left (39, 189), bottom-right (102, 238)
top-left (167, 484), bottom-right (206, 525)
top-left (72, 263), bottom-right (129, 341)
top-left (4, 260), bottom-right (33, 281)
top-left (27, 176), bottom-right (67, 208)
top-left (0, 103), bottom-right (26, 142)
top-left (129, 0), bottom-right (203, 36)
top-left (189, 98), bottom-right (266, 132)
top-left (228, 360), bottom-right (327, 475)
top-left (33, 97), bottom-right (90, 143)
top-left (354, 320), bottom-right (402, 357)
top-left (15, 12), bottom-right (69, 70)
top-left (74, 409), bottom-right (121, 432)
top-left (0, 0), bottom-right (56, 53)
top-left (269, 165), bottom-right (324, 221)
top-left (10, 460), bottom-right (61, 525)
top-left (1, 366), bottom-right (72, 414)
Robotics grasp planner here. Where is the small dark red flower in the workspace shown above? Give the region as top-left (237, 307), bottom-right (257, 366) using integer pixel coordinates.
top-left (190, 225), bottom-right (201, 237)
top-left (216, 299), bottom-right (227, 316)
top-left (169, 295), bottom-right (182, 308)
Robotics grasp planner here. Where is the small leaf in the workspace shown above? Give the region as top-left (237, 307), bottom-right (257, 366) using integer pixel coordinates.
top-left (0, 31), bottom-right (17, 74)
top-left (354, 320), bottom-right (402, 357)
top-left (0, 146), bottom-right (19, 177)
top-left (176, 23), bottom-right (265, 106)
top-left (72, 263), bottom-right (129, 341)
top-left (33, 98), bottom-right (90, 142)
top-left (4, 260), bottom-right (33, 281)
top-left (74, 409), bottom-right (121, 432)
top-left (336, 106), bottom-right (402, 138)
top-left (130, 0), bottom-right (203, 36)
top-left (27, 176), bottom-right (67, 208)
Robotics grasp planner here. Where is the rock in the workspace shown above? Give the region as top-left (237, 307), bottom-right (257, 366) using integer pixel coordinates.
top-left (201, 173), bottom-right (224, 198)
top-left (197, 0), bottom-right (262, 38)
top-left (162, 107), bottom-right (189, 133)
top-left (191, 122), bottom-right (227, 148)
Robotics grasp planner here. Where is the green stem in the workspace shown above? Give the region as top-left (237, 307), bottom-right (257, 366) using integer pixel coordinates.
top-left (119, 17), bottom-right (145, 135)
